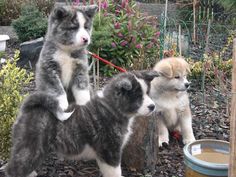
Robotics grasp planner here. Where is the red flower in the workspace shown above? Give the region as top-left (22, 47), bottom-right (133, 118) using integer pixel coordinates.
top-left (117, 32), bottom-right (123, 38)
top-left (155, 31), bottom-right (161, 37)
top-left (114, 22), bottom-right (120, 29)
top-left (111, 42), bottom-right (117, 48)
top-left (147, 42), bottom-right (153, 49)
top-left (101, 1), bottom-right (108, 9)
top-left (135, 44), bottom-right (142, 49)
top-left (120, 41), bottom-right (128, 46)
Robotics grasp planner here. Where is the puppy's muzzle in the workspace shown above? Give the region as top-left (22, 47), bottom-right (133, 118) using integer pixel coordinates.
top-left (148, 104), bottom-right (156, 112)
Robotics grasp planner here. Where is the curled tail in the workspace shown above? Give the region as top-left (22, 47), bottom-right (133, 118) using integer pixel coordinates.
top-left (22, 92), bottom-right (74, 121)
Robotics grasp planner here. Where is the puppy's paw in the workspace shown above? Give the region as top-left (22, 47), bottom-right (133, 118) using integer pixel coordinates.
top-left (57, 109), bottom-right (74, 121)
top-left (57, 94), bottom-right (69, 110)
top-left (27, 171), bottom-right (38, 177)
top-left (183, 137), bottom-right (196, 145)
top-left (159, 137), bottom-right (169, 147)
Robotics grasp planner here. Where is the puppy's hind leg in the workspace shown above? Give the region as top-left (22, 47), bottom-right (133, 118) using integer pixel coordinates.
top-left (5, 147), bottom-right (44, 177)
top-left (97, 159), bottom-right (123, 177)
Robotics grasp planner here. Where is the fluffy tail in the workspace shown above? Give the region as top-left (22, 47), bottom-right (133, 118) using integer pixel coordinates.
top-left (21, 92), bottom-right (74, 121)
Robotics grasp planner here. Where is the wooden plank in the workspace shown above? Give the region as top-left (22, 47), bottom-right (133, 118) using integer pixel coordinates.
top-left (229, 38), bottom-right (236, 177)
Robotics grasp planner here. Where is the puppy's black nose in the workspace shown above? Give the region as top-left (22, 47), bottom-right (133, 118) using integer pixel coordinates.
top-left (82, 37), bottom-right (88, 44)
top-left (185, 82), bottom-right (190, 88)
top-left (148, 104), bottom-right (155, 111)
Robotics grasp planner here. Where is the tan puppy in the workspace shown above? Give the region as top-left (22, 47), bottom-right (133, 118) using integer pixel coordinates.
top-left (150, 57), bottom-right (195, 146)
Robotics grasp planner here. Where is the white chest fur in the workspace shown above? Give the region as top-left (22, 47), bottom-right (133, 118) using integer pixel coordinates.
top-left (54, 50), bottom-right (78, 88)
top-left (122, 117), bottom-right (134, 149)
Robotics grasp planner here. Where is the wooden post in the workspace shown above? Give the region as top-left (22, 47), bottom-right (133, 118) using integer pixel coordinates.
top-left (193, 0), bottom-right (196, 44)
top-left (228, 38), bottom-right (236, 177)
top-left (122, 114), bottom-right (159, 174)
top-left (178, 24), bottom-right (182, 56)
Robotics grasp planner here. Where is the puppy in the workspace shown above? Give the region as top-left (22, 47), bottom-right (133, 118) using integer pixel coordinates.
top-left (150, 57), bottom-right (195, 146)
top-left (5, 71), bottom-right (158, 177)
top-left (35, 5), bottom-right (97, 121)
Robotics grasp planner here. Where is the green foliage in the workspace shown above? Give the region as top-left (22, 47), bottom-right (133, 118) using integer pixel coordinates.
top-left (188, 55), bottom-right (232, 83)
top-left (89, 0), bottom-right (159, 75)
top-left (214, 0), bottom-right (236, 11)
top-left (11, 4), bottom-right (48, 42)
top-left (0, 0), bottom-right (54, 26)
top-left (0, 51), bottom-right (33, 160)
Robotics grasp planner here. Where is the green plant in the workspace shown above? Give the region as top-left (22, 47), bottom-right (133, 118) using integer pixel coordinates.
top-left (0, 51), bottom-right (33, 160)
top-left (188, 55), bottom-right (232, 83)
top-left (89, 0), bottom-right (160, 75)
top-left (11, 3), bottom-right (48, 42)
top-left (0, 0), bottom-right (55, 26)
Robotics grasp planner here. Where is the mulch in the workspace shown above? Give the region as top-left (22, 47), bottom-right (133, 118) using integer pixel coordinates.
top-left (0, 39), bottom-right (231, 177)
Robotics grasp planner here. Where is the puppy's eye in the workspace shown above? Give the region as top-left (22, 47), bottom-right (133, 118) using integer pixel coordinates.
top-left (67, 26), bottom-right (79, 30)
top-left (175, 76), bottom-right (180, 79)
top-left (84, 25), bottom-right (89, 30)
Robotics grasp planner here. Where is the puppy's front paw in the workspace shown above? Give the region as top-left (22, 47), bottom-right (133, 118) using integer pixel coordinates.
top-left (159, 137), bottom-right (169, 147)
top-left (57, 94), bottom-right (69, 110)
top-left (183, 137), bottom-right (196, 145)
top-left (27, 171), bottom-right (38, 177)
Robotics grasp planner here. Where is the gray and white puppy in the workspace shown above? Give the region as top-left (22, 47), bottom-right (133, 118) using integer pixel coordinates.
top-left (36, 5), bottom-right (97, 121)
top-left (6, 71), bottom-right (158, 177)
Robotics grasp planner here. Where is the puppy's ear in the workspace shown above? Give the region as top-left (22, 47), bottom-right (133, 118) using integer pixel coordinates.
top-left (52, 6), bottom-right (68, 20)
top-left (155, 61), bottom-right (173, 78)
top-left (116, 78), bottom-right (132, 91)
top-left (83, 5), bottom-right (98, 18)
top-left (140, 70), bottom-right (160, 82)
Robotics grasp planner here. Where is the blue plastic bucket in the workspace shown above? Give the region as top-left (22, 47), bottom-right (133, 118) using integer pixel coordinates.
top-left (183, 139), bottom-right (229, 177)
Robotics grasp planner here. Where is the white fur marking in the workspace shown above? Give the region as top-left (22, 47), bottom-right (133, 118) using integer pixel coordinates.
top-left (97, 89), bottom-right (104, 98)
top-left (122, 117), bottom-right (134, 149)
top-left (136, 78), bottom-right (155, 116)
top-left (56, 109), bottom-right (74, 121)
top-left (27, 171), bottom-right (38, 177)
top-left (97, 160), bottom-right (122, 177)
top-left (57, 94), bottom-right (69, 110)
top-left (72, 87), bottom-right (91, 105)
top-left (76, 12), bottom-right (91, 46)
top-left (54, 50), bottom-right (74, 88)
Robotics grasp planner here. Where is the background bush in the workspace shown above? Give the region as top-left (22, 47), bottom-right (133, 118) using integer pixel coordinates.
top-left (0, 51), bottom-right (33, 160)
top-left (0, 0), bottom-right (54, 26)
top-left (89, 0), bottom-right (160, 75)
top-left (11, 4), bottom-right (48, 42)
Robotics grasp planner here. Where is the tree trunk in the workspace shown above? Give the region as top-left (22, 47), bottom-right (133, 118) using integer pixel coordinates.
top-left (122, 114), bottom-right (159, 174)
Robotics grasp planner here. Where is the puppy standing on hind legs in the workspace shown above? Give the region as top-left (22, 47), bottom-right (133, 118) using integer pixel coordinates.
top-left (150, 57), bottom-right (196, 147)
top-left (5, 71), bottom-right (159, 177)
top-left (35, 4), bottom-right (98, 121)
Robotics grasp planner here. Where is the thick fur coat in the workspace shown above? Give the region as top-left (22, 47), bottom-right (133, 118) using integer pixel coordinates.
top-left (6, 71), bottom-right (158, 177)
top-left (36, 5), bottom-right (97, 121)
top-left (150, 57), bottom-right (195, 146)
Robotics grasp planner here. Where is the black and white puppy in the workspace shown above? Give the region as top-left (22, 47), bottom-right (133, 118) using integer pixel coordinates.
top-left (6, 71), bottom-right (158, 177)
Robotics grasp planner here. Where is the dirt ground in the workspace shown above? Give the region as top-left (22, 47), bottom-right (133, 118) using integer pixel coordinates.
top-left (0, 40), bottom-right (230, 177)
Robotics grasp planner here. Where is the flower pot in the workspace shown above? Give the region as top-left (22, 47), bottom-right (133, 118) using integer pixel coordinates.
top-left (0, 35), bottom-right (10, 52)
top-left (183, 139), bottom-right (229, 177)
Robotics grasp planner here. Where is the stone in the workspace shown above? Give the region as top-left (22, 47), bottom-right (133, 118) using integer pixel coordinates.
top-left (18, 37), bottom-right (44, 69)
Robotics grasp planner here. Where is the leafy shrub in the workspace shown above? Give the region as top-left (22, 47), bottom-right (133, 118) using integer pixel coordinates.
top-left (0, 0), bottom-right (54, 26)
top-left (11, 4), bottom-right (48, 42)
top-left (188, 55), bottom-right (232, 83)
top-left (0, 51), bottom-right (33, 160)
top-left (89, 0), bottom-right (160, 75)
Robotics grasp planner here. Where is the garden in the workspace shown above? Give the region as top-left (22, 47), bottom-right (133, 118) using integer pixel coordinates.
top-left (0, 0), bottom-right (236, 176)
